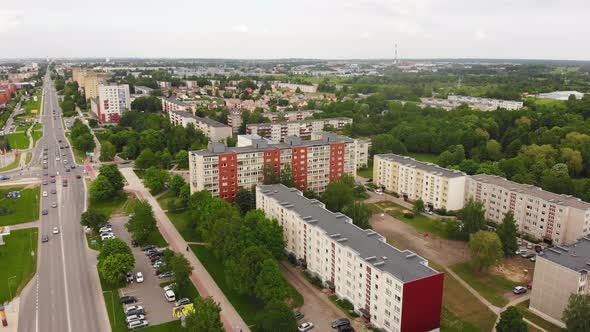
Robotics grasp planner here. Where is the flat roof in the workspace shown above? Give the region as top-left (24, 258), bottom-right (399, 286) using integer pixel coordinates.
top-left (258, 184), bottom-right (439, 282)
top-left (471, 174), bottom-right (590, 210)
top-left (164, 97), bottom-right (190, 107)
top-left (171, 110), bottom-right (228, 128)
top-left (542, 237), bottom-right (590, 273)
top-left (247, 117), bottom-right (353, 128)
top-left (376, 154), bottom-right (466, 178)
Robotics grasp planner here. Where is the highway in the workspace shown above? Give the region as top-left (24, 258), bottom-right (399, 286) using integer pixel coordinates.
top-left (17, 73), bottom-right (109, 332)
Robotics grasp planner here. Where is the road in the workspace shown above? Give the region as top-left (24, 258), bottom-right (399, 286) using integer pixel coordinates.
top-left (17, 73), bottom-right (109, 332)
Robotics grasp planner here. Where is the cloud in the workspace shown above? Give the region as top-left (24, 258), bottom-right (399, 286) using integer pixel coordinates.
top-left (0, 10), bottom-right (24, 33)
top-left (360, 31), bottom-right (371, 39)
top-left (475, 27), bottom-right (486, 40)
top-left (233, 24), bottom-right (249, 33)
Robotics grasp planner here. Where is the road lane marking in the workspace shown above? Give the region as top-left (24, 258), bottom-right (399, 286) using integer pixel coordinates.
top-left (57, 165), bottom-right (73, 332)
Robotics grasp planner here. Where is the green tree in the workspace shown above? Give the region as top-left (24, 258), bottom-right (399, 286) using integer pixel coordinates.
top-left (497, 211), bottom-right (518, 257)
top-left (563, 294), bottom-right (590, 332)
top-left (413, 199), bottom-right (425, 214)
top-left (280, 164), bottom-right (296, 188)
top-left (183, 297), bottom-right (224, 332)
top-left (342, 202), bottom-right (372, 229)
top-left (127, 200), bottom-right (157, 244)
top-left (135, 148), bottom-right (158, 169)
top-left (234, 188), bottom-right (256, 214)
top-left (90, 175), bottom-right (115, 201)
top-left (169, 175), bottom-right (186, 196)
top-left (371, 134), bottom-right (407, 155)
top-left (322, 176), bottom-right (354, 212)
top-left (496, 306), bottom-right (528, 332)
top-left (255, 259), bottom-right (288, 303)
top-left (98, 238), bottom-right (132, 261)
top-left (80, 209), bottom-right (107, 232)
top-left (457, 200), bottom-right (486, 240)
top-left (98, 253), bottom-right (134, 285)
top-left (486, 139), bottom-right (503, 161)
top-left (469, 231), bottom-right (503, 271)
top-left (169, 253), bottom-right (193, 298)
top-left (225, 246), bottom-right (271, 295)
top-left (143, 166), bottom-right (170, 194)
top-left (175, 150), bottom-right (189, 169)
top-left (256, 300), bottom-right (298, 332)
top-left (99, 164), bottom-right (125, 192)
top-left (130, 95), bottom-right (162, 113)
top-left (262, 163), bottom-right (280, 185)
top-left (100, 141), bottom-right (116, 162)
top-left (74, 133), bottom-right (95, 152)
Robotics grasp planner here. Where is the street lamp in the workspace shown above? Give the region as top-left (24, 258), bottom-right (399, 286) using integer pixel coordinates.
top-left (103, 290), bottom-right (115, 326)
top-left (29, 232), bottom-right (35, 257)
top-left (7, 276), bottom-right (17, 301)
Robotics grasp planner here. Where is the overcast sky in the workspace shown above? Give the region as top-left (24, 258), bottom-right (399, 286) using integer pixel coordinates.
top-left (1, 0), bottom-right (588, 60)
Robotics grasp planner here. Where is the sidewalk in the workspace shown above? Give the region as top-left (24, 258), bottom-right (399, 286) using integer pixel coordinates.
top-left (0, 296), bottom-right (20, 332)
top-left (120, 167), bottom-right (250, 332)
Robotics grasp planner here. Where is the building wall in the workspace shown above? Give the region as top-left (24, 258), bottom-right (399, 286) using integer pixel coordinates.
top-left (400, 273), bottom-right (444, 332)
top-left (98, 85), bottom-right (130, 123)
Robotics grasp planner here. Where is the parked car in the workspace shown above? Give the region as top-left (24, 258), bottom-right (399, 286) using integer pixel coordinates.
top-left (527, 243), bottom-right (533, 249)
top-left (331, 319), bottom-right (350, 329)
top-left (141, 245), bottom-right (155, 251)
top-left (136, 272), bottom-right (144, 283)
top-left (174, 298), bottom-right (191, 307)
top-left (52, 227), bottom-right (59, 234)
top-left (41, 235), bottom-right (49, 242)
top-left (298, 322), bottom-right (314, 332)
top-left (127, 320), bottom-right (149, 330)
top-left (163, 283), bottom-right (177, 292)
top-left (535, 245), bottom-right (543, 253)
top-left (164, 289), bottom-right (176, 302)
top-left (42, 209), bottom-right (48, 215)
top-left (338, 325), bottom-right (355, 332)
top-left (294, 311), bottom-right (304, 321)
top-left (99, 227), bottom-right (112, 233)
top-left (521, 252), bottom-right (535, 259)
top-left (52, 202), bottom-right (57, 208)
top-left (159, 272), bottom-right (174, 279)
top-left (120, 296), bottom-right (138, 304)
top-left (131, 240), bottom-right (138, 247)
top-left (513, 286), bottom-right (527, 295)
top-left (126, 272), bottom-right (134, 283)
top-left (125, 314), bottom-right (145, 324)
top-left (515, 249), bottom-right (527, 255)
top-left (124, 305), bottom-right (145, 316)
top-left (101, 234), bottom-right (115, 241)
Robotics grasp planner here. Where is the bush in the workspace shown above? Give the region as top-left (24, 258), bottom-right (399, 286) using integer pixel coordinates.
top-left (287, 253), bottom-right (298, 266)
top-left (303, 270), bottom-right (323, 289)
top-left (522, 234), bottom-right (541, 244)
top-left (391, 192), bottom-right (400, 198)
top-left (403, 212), bottom-right (414, 219)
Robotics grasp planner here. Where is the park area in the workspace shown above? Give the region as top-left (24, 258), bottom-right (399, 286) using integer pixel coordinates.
top-left (0, 186), bottom-right (40, 226)
top-left (0, 228), bottom-right (38, 303)
top-left (6, 132), bottom-right (30, 150)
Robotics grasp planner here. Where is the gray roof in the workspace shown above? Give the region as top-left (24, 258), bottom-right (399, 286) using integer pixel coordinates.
top-left (542, 237), bottom-right (590, 273)
top-left (471, 174), bottom-right (590, 210)
top-left (171, 110), bottom-right (228, 128)
top-left (164, 97), bottom-right (190, 107)
top-left (192, 133), bottom-right (354, 156)
top-left (258, 184), bottom-right (439, 282)
top-left (247, 117), bottom-right (353, 128)
top-left (376, 154), bottom-right (466, 178)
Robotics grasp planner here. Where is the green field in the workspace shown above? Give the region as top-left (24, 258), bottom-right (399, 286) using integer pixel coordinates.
top-left (89, 193), bottom-right (131, 217)
top-left (32, 131), bottom-right (43, 145)
top-left (0, 186), bottom-right (40, 226)
top-left (6, 132), bottom-right (30, 150)
top-left (0, 228), bottom-right (39, 303)
top-left (516, 300), bottom-right (564, 332)
top-left (450, 262), bottom-right (520, 307)
top-left (356, 166), bottom-right (373, 178)
top-left (33, 123), bottom-right (43, 131)
top-left (157, 192), bottom-right (201, 242)
top-left (370, 201), bottom-right (450, 238)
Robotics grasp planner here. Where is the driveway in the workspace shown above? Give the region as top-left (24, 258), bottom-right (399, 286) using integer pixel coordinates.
top-left (110, 216), bottom-right (176, 326)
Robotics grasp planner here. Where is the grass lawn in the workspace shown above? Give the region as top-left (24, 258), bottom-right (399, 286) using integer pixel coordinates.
top-left (407, 152), bottom-right (438, 163)
top-left (142, 321), bottom-right (182, 332)
top-left (32, 131), bottom-right (43, 145)
top-left (356, 166), bottom-right (373, 178)
top-left (450, 262), bottom-right (520, 307)
top-left (0, 228), bottom-right (39, 303)
top-left (99, 271), bottom-right (128, 332)
top-left (25, 152), bottom-right (32, 165)
top-left (516, 300), bottom-right (564, 332)
top-left (370, 201), bottom-right (449, 238)
top-left (89, 194), bottom-right (131, 217)
top-left (159, 280), bottom-right (200, 302)
top-left (0, 154), bottom-right (21, 172)
top-left (16, 124), bottom-right (29, 132)
top-left (33, 123), bottom-right (43, 131)
top-left (157, 192), bottom-right (201, 242)
top-left (6, 132), bottom-right (30, 149)
top-left (0, 186), bottom-right (40, 226)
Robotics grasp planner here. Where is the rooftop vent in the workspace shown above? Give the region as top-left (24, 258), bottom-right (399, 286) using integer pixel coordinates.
top-left (406, 253), bottom-right (416, 259)
top-left (374, 261), bottom-right (385, 267)
top-left (302, 216), bottom-right (312, 220)
top-left (336, 238), bottom-right (348, 243)
top-left (365, 256), bottom-right (376, 261)
top-left (308, 219), bottom-right (318, 224)
top-left (382, 256), bottom-right (388, 260)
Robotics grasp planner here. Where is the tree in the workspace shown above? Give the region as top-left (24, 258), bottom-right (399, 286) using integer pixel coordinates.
top-left (457, 200), bottom-right (486, 240)
top-left (80, 209), bottom-right (107, 232)
top-left (322, 176), bottom-right (354, 212)
top-left (90, 175), bottom-right (115, 202)
top-left (342, 202), bottom-right (372, 229)
top-left (99, 164), bottom-right (125, 193)
top-left (234, 188), bottom-right (256, 214)
top-left (130, 96), bottom-right (162, 113)
top-left (169, 254), bottom-right (193, 298)
top-left (486, 139), bottom-right (503, 161)
top-left (225, 246), bottom-right (271, 295)
top-left (100, 141), bottom-right (116, 162)
top-left (175, 150), bottom-right (189, 169)
top-left (255, 259), bottom-right (288, 303)
top-left (469, 231), bottom-right (503, 271)
top-left (169, 175), bottom-right (186, 196)
top-left (135, 148), bottom-right (158, 169)
top-left (280, 164), bottom-right (295, 188)
top-left (74, 133), bottom-right (95, 152)
top-left (497, 211), bottom-right (518, 257)
top-left (563, 294), bottom-right (590, 332)
top-left (256, 300), bottom-right (298, 332)
top-left (183, 297), bottom-right (224, 332)
top-left (496, 306), bottom-right (528, 332)
top-left (371, 134), bottom-right (407, 155)
top-left (127, 200), bottom-right (157, 244)
top-left (143, 166), bottom-right (170, 194)
top-left (98, 253), bottom-right (134, 285)
top-left (98, 238), bottom-right (132, 261)
top-left (413, 199), bottom-right (425, 214)
top-left (262, 163), bottom-right (280, 185)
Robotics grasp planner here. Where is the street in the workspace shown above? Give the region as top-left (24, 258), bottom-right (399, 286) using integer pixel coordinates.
top-left (16, 74), bottom-right (109, 332)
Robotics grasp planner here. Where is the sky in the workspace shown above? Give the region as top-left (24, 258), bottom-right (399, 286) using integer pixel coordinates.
top-left (1, 0), bottom-right (589, 60)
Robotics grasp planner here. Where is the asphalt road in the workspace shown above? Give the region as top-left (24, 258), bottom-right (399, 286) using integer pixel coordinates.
top-left (17, 74), bottom-right (109, 332)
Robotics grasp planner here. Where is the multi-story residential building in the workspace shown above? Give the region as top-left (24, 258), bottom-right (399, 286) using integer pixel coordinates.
top-left (189, 133), bottom-right (357, 201)
top-left (236, 134), bottom-right (272, 147)
top-left (227, 111), bottom-right (242, 133)
top-left (169, 110), bottom-right (232, 143)
top-left (529, 237), bottom-right (590, 327)
top-left (355, 138), bottom-right (371, 168)
top-left (256, 184), bottom-right (444, 332)
top-left (447, 95), bottom-right (524, 111)
top-left (262, 110), bottom-right (319, 123)
top-left (161, 97), bottom-right (195, 114)
top-left (373, 154), bottom-right (467, 211)
top-left (537, 91), bottom-right (585, 101)
top-left (465, 175), bottom-right (590, 245)
top-left (276, 83), bottom-right (318, 93)
top-left (84, 72), bottom-right (108, 100)
top-left (96, 85), bottom-right (131, 123)
top-left (0, 84), bottom-right (16, 106)
top-left (246, 117), bottom-right (353, 143)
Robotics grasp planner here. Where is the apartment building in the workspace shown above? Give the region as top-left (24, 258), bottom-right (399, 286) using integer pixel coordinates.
top-left (161, 97), bottom-right (195, 114)
top-left (447, 95), bottom-right (524, 111)
top-left (373, 154), bottom-right (467, 211)
top-left (0, 84), bottom-right (16, 106)
top-left (227, 111), bottom-right (242, 133)
top-left (72, 68), bottom-right (108, 100)
top-left (529, 237), bottom-right (590, 327)
top-left (256, 184), bottom-right (444, 332)
top-left (355, 138), bottom-right (371, 168)
top-left (246, 117), bottom-right (353, 143)
top-left (465, 175), bottom-right (590, 245)
top-left (189, 133), bottom-right (357, 201)
top-left (96, 85), bottom-right (131, 123)
top-left (276, 83), bottom-right (318, 93)
top-left (169, 110), bottom-right (232, 143)
top-left (262, 110), bottom-right (319, 123)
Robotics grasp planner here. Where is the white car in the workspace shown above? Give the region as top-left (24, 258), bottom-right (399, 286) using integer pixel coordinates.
top-left (55, 157), bottom-right (60, 161)
top-left (101, 234), bottom-right (115, 241)
top-left (136, 272), bottom-right (144, 283)
top-left (374, 189), bottom-right (383, 195)
top-left (52, 226), bottom-right (59, 234)
top-left (163, 283), bottom-right (176, 292)
top-left (52, 202), bottom-right (57, 208)
top-left (298, 322), bottom-right (314, 332)
top-left (164, 289), bottom-right (176, 302)
top-left (99, 227), bottom-right (112, 233)
top-left (125, 314), bottom-right (145, 324)
top-left (42, 191), bottom-right (48, 197)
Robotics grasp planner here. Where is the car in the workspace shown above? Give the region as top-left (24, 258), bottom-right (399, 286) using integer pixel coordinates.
top-left (99, 227), bottom-right (112, 233)
top-left (527, 283), bottom-right (533, 290)
top-left (120, 296), bottom-right (137, 304)
top-left (52, 227), bottom-right (59, 234)
top-left (55, 157), bottom-right (60, 161)
top-left (141, 245), bottom-right (155, 251)
top-left (331, 319), bottom-right (350, 329)
top-left (338, 326), bottom-right (355, 332)
top-left (521, 252), bottom-right (535, 259)
top-left (0, 175), bottom-right (10, 180)
top-left (127, 320), bottom-right (149, 330)
top-left (131, 240), bottom-right (138, 247)
top-left (42, 209), bottom-right (49, 215)
top-left (42, 191), bottom-right (48, 197)
top-left (163, 283), bottom-right (176, 292)
top-left (530, 255), bottom-right (536, 262)
top-left (71, 165), bottom-right (75, 169)
top-left (50, 178), bottom-right (56, 183)
top-left (174, 298), bottom-right (191, 306)
top-left (513, 286), bottom-right (527, 295)
top-left (517, 239), bottom-right (523, 246)
top-left (159, 272), bottom-right (174, 279)
top-left (527, 243), bottom-right (533, 249)
top-left (65, 168), bottom-right (70, 172)
top-left (42, 180), bottom-right (48, 185)
top-left (535, 245), bottom-right (543, 253)
top-left (63, 159), bottom-right (68, 164)
top-left (59, 146), bottom-right (64, 149)
top-left (63, 180), bottom-right (68, 187)
top-left (136, 272), bottom-right (144, 283)
top-left (298, 322), bottom-right (314, 332)
top-left (50, 174), bottom-right (55, 178)
top-left (51, 189), bottom-right (56, 194)
top-left (100, 232), bottom-right (114, 238)
top-left (126, 272), bottom-right (134, 283)
top-left (295, 311), bottom-right (304, 321)
top-left (125, 314), bottom-right (145, 324)
top-left (41, 235), bottom-right (49, 242)
top-left (76, 175), bottom-right (81, 179)
top-left (124, 305), bottom-right (144, 316)
top-left (164, 289), bottom-right (176, 302)
top-left (374, 189), bottom-right (383, 195)
top-left (58, 139), bottom-right (62, 143)
top-left (515, 249), bottom-right (527, 255)
top-left (146, 249), bottom-right (159, 255)
top-left (101, 234), bottom-right (115, 241)
top-left (51, 202), bottom-right (57, 208)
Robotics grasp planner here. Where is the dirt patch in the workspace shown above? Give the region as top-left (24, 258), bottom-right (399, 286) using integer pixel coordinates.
top-left (491, 257), bottom-right (534, 283)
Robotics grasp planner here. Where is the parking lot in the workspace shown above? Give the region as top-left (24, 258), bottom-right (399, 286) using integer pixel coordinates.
top-left (110, 216), bottom-right (176, 326)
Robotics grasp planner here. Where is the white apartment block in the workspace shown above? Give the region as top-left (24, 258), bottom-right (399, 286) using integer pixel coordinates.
top-left (246, 117), bottom-right (353, 143)
top-left (355, 138), bottom-right (371, 168)
top-left (161, 97), bottom-right (195, 114)
top-left (189, 133), bottom-right (357, 202)
top-left (169, 110), bottom-right (232, 143)
top-left (466, 175), bottom-right (590, 245)
top-left (262, 110), bottom-right (320, 123)
top-left (373, 154), bottom-right (467, 211)
top-left (447, 95), bottom-right (523, 111)
top-left (256, 184), bottom-right (444, 332)
top-left (530, 237), bottom-right (590, 327)
top-left (97, 84), bottom-right (130, 123)
top-left (276, 83), bottom-right (318, 93)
